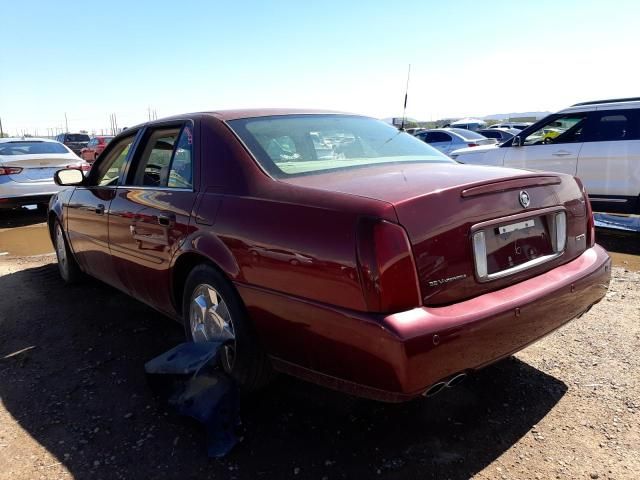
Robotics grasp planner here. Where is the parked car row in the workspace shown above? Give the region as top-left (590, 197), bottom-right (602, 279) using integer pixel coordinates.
top-left (0, 138), bottom-right (91, 209)
top-left (414, 128), bottom-right (498, 156)
top-left (450, 97), bottom-right (640, 214)
top-left (55, 132), bottom-right (114, 162)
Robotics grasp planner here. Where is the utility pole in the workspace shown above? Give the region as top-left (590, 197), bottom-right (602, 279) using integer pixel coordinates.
top-left (64, 113), bottom-right (69, 132)
top-left (0, 117), bottom-right (3, 137)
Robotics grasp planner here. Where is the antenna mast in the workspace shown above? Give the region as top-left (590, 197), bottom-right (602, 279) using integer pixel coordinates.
top-left (400, 64), bottom-right (411, 131)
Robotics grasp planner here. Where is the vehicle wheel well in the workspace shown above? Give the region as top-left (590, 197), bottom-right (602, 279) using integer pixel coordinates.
top-left (172, 252), bottom-right (231, 318)
top-left (47, 212), bottom-right (58, 239)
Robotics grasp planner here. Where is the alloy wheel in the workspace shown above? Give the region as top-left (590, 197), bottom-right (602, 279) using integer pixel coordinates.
top-left (189, 283), bottom-right (236, 367)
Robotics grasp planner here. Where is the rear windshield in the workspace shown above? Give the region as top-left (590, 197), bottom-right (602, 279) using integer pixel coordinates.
top-left (447, 128), bottom-right (487, 140)
top-left (103, 137), bottom-right (114, 144)
top-left (66, 134), bottom-right (90, 142)
top-left (0, 141), bottom-right (69, 156)
top-left (228, 115), bottom-right (453, 178)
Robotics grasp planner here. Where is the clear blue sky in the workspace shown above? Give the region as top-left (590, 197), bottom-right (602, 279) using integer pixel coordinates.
top-left (2, 0), bottom-right (639, 135)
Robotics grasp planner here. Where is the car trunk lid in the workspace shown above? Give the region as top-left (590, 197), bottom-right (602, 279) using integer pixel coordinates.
top-left (1, 154), bottom-right (81, 182)
top-left (285, 162), bottom-right (589, 306)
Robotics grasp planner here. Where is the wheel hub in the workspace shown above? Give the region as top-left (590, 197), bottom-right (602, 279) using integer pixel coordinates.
top-left (189, 284), bottom-right (236, 365)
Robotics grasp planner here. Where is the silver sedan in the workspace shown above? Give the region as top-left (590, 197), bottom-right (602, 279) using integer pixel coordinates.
top-left (0, 137), bottom-right (90, 209)
top-left (415, 128), bottom-right (497, 156)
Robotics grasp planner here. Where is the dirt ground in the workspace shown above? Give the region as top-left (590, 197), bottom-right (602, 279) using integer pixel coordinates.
top-left (0, 210), bottom-right (639, 479)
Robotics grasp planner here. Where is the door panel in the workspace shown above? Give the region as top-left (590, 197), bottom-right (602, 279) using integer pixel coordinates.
top-left (504, 113), bottom-right (590, 175)
top-left (65, 132), bottom-right (138, 288)
top-left (108, 122), bottom-right (198, 314)
top-left (503, 143), bottom-right (582, 175)
top-left (577, 140), bottom-right (640, 213)
top-left (65, 187), bottom-right (122, 287)
top-left (108, 188), bottom-right (197, 312)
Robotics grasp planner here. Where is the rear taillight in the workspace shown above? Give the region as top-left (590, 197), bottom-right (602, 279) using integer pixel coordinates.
top-left (574, 177), bottom-right (596, 248)
top-left (584, 188), bottom-right (596, 247)
top-left (356, 218), bottom-right (421, 313)
top-left (67, 163), bottom-right (91, 172)
top-left (467, 143), bottom-right (479, 147)
top-left (0, 166), bottom-right (23, 175)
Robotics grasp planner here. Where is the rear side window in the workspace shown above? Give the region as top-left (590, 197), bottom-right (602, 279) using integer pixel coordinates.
top-left (583, 110), bottom-right (639, 142)
top-left (168, 126), bottom-right (193, 188)
top-left (480, 130), bottom-right (501, 139)
top-left (425, 132), bottom-right (452, 143)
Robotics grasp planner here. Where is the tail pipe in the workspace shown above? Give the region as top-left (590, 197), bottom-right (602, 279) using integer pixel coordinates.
top-left (423, 372), bottom-right (469, 397)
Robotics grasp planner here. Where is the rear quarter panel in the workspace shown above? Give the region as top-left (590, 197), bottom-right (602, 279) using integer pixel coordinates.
top-left (457, 146), bottom-right (507, 166)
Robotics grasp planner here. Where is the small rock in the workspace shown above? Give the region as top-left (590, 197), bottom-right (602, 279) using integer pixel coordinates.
top-left (590, 474), bottom-right (599, 479)
top-left (293, 467), bottom-right (300, 475)
top-left (124, 413), bottom-right (133, 419)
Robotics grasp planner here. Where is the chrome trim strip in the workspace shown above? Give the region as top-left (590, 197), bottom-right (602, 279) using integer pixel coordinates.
top-left (483, 252), bottom-right (563, 282)
top-left (589, 198), bottom-right (628, 203)
top-left (115, 186), bottom-right (193, 192)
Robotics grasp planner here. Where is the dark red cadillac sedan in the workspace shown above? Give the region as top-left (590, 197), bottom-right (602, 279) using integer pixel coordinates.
top-left (49, 110), bottom-right (611, 402)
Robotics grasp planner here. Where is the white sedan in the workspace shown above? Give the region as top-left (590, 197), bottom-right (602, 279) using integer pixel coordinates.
top-left (0, 137), bottom-right (90, 210)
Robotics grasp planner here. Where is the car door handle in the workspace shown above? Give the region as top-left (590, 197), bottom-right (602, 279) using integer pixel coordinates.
top-left (552, 151), bottom-right (572, 156)
top-left (95, 204), bottom-right (105, 215)
top-left (157, 213), bottom-right (175, 227)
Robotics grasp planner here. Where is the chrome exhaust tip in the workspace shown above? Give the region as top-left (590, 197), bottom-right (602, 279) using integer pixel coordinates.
top-left (423, 381), bottom-right (447, 397)
top-left (446, 372), bottom-right (468, 388)
top-left (423, 372), bottom-right (469, 397)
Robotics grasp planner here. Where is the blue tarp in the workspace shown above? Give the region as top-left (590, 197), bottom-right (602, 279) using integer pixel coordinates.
top-left (594, 213), bottom-right (640, 233)
top-left (145, 342), bottom-right (240, 458)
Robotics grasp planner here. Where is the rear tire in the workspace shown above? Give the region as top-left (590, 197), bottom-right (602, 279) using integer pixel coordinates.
top-left (53, 219), bottom-right (82, 284)
top-left (182, 264), bottom-right (274, 391)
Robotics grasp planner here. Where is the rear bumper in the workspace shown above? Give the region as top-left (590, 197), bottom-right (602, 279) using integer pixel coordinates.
top-left (0, 194), bottom-right (55, 209)
top-left (0, 180), bottom-right (63, 208)
top-left (241, 245), bottom-right (611, 402)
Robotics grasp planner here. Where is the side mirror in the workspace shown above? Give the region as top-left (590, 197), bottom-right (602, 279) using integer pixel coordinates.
top-left (512, 135), bottom-right (522, 147)
top-left (54, 168), bottom-right (85, 186)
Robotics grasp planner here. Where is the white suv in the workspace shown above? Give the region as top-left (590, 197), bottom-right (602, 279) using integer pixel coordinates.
top-left (450, 98), bottom-right (640, 214)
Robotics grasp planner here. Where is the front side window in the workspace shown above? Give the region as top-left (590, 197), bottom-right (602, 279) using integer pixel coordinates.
top-left (127, 124), bottom-right (193, 188)
top-left (228, 115), bottom-right (452, 178)
top-left (131, 128), bottom-right (180, 187)
top-left (523, 114), bottom-right (588, 146)
top-left (94, 135), bottom-right (136, 186)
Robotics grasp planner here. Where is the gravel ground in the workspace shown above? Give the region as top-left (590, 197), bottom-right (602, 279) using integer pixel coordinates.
top-left (0, 231), bottom-right (638, 479)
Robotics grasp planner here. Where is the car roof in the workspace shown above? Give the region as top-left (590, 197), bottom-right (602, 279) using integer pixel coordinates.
top-left (0, 137), bottom-right (60, 144)
top-left (120, 109), bottom-right (366, 133)
top-left (571, 97), bottom-right (640, 107)
top-left (561, 98), bottom-right (640, 113)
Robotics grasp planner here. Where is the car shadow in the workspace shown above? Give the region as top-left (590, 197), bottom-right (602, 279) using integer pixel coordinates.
top-left (0, 263), bottom-right (567, 479)
top-left (0, 208), bottom-right (48, 228)
top-left (596, 228), bottom-right (640, 256)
